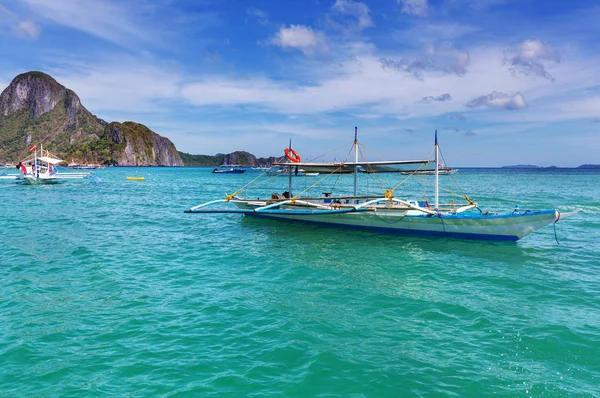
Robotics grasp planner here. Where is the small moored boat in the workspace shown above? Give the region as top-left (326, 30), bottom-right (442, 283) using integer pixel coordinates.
top-left (212, 165), bottom-right (246, 174)
top-left (0, 145), bottom-right (92, 185)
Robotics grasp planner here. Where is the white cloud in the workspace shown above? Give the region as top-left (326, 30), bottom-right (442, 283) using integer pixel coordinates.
top-left (177, 43), bottom-right (600, 124)
top-left (46, 58), bottom-right (181, 117)
top-left (5, 33), bottom-right (594, 151)
top-left (247, 8), bottom-right (268, 26)
top-left (351, 113), bottom-right (383, 119)
top-left (466, 91), bottom-right (528, 110)
top-left (399, 0), bottom-right (428, 17)
top-left (392, 22), bottom-right (480, 46)
top-left (268, 25), bottom-right (327, 55)
top-left (0, 5), bottom-right (41, 40)
top-left (12, 20), bottom-right (40, 39)
top-left (559, 97), bottom-right (600, 120)
top-left (380, 46), bottom-right (470, 78)
top-left (330, 0), bottom-right (373, 32)
top-left (19, 0), bottom-right (151, 47)
top-left (420, 93), bottom-right (452, 103)
top-left (504, 40), bottom-right (559, 81)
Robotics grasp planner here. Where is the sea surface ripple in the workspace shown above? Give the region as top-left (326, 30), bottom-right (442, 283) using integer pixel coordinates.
top-left (1, 167), bottom-right (599, 396)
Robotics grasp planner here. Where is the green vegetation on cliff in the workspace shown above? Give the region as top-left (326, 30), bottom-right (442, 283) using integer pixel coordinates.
top-left (66, 136), bottom-right (126, 165)
top-left (178, 152), bottom-right (223, 166)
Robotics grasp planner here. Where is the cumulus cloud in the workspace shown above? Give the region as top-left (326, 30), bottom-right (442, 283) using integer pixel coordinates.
top-left (399, 0), bottom-right (428, 17)
top-left (268, 25), bottom-right (327, 55)
top-left (420, 93), bottom-right (452, 103)
top-left (466, 91), bottom-right (527, 110)
top-left (464, 129), bottom-right (476, 136)
top-left (450, 113), bottom-right (466, 121)
top-left (503, 40), bottom-right (559, 81)
top-left (330, 0), bottom-right (373, 32)
top-left (12, 20), bottom-right (41, 39)
top-left (380, 46), bottom-right (469, 78)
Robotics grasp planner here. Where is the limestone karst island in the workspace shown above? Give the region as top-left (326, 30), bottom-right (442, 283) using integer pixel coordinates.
top-left (0, 71), bottom-right (183, 166)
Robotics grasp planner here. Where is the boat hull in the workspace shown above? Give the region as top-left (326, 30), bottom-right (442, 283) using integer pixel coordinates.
top-left (238, 207), bottom-right (558, 240)
top-left (23, 176), bottom-right (61, 185)
top-left (212, 169), bottom-right (246, 174)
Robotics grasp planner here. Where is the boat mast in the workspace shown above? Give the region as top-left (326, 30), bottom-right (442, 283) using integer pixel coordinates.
top-left (288, 139), bottom-right (293, 197)
top-left (34, 144), bottom-right (38, 178)
top-left (353, 126), bottom-right (358, 196)
top-left (434, 130), bottom-right (439, 211)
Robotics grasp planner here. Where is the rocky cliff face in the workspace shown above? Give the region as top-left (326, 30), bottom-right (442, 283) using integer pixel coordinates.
top-left (220, 151), bottom-right (280, 166)
top-left (0, 71), bottom-right (66, 117)
top-left (0, 71), bottom-right (183, 166)
top-left (0, 71), bottom-right (105, 161)
top-left (221, 151), bottom-right (258, 165)
top-left (104, 122), bottom-right (183, 166)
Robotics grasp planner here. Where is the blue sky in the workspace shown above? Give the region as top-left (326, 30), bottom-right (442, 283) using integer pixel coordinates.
top-left (0, 0), bottom-right (599, 166)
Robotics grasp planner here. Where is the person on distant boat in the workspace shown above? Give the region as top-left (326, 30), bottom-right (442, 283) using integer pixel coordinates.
top-left (19, 162), bottom-right (27, 175)
top-left (29, 162), bottom-right (35, 175)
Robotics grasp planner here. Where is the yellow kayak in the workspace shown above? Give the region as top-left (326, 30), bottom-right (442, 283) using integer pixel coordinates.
top-left (126, 177), bottom-right (145, 181)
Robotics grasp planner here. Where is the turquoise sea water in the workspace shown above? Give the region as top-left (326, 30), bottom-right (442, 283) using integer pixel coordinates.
top-left (1, 167), bottom-right (599, 396)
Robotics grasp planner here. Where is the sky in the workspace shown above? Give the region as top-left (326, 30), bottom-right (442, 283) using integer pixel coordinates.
top-left (0, 0), bottom-right (599, 166)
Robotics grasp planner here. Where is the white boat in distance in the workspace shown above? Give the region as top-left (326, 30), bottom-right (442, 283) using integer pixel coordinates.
top-left (267, 166), bottom-right (319, 177)
top-left (0, 145), bottom-right (92, 184)
top-left (185, 129), bottom-right (577, 241)
top-left (402, 167), bottom-right (456, 175)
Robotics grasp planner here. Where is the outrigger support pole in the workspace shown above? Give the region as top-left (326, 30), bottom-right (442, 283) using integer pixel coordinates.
top-left (353, 126), bottom-right (358, 196)
top-left (434, 130), bottom-right (439, 211)
top-left (288, 139), bottom-right (293, 198)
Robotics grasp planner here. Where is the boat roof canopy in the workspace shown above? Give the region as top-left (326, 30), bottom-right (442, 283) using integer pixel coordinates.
top-left (273, 159), bottom-right (437, 173)
top-left (24, 156), bottom-right (64, 165)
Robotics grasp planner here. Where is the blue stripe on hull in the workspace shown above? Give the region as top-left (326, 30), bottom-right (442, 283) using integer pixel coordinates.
top-left (244, 213), bottom-right (521, 241)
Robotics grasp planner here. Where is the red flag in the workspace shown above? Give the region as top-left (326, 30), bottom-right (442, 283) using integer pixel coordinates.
top-left (28, 145), bottom-right (36, 151)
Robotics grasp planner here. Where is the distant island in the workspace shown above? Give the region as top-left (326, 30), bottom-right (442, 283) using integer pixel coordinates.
top-left (178, 150), bottom-right (280, 167)
top-left (578, 164), bottom-right (600, 169)
top-left (502, 164), bottom-right (600, 169)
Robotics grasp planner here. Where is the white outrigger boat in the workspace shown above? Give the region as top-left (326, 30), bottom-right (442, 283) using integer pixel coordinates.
top-left (0, 145), bottom-right (92, 185)
top-left (185, 129), bottom-right (577, 241)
